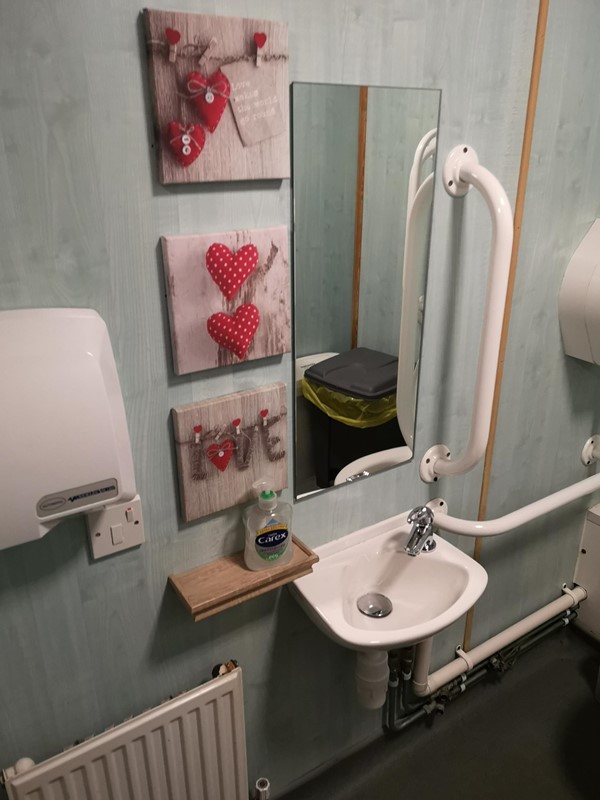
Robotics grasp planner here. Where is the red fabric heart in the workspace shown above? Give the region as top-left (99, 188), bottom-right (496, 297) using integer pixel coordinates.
top-left (207, 304), bottom-right (260, 360)
top-left (193, 425), bottom-right (202, 433)
top-left (254, 32), bottom-right (267, 48)
top-left (207, 440), bottom-right (235, 472)
top-left (165, 27), bottom-right (181, 45)
top-left (206, 243), bottom-right (258, 300)
top-left (232, 418), bottom-right (241, 427)
top-left (167, 122), bottom-right (205, 167)
top-left (186, 70), bottom-right (231, 133)
top-left (260, 409), bottom-right (268, 418)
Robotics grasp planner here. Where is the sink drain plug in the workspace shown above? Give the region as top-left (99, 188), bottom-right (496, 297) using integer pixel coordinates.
top-left (357, 593), bottom-right (393, 618)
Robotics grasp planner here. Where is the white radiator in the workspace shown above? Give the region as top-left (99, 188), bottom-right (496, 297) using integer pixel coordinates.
top-left (3, 667), bottom-right (248, 800)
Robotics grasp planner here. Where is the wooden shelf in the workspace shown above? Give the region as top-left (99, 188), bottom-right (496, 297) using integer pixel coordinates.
top-left (168, 536), bottom-right (319, 622)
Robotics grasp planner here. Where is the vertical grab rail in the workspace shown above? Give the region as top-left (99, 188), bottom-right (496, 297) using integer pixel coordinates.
top-left (397, 129), bottom-right (437, 448)
top-left (420, 145), bottom-right (514, 482)
top-left (397, 172), bottom-right (434, 448)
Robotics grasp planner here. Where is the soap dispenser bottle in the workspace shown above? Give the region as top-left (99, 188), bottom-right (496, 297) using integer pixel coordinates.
top-left (244, 478), bottom-right (293, 570)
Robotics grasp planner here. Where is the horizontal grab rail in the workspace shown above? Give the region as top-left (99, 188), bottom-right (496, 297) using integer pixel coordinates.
top-left (420, 145), bottom-right (514, 483)
top-left (434, 467), bottom-right (600, 537)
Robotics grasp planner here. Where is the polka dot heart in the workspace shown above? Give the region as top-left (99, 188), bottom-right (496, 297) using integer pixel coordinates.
top-left (207, 303), bottom-right (260, 359)
top-left (206, 242), bottom-right (259, 300)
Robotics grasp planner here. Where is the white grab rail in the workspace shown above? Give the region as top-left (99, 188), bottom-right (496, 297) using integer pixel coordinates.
top-left (434, 465), bottom-right (600, 537)
top-left (397, 129), bottom-right (436, 448)
top-left (407, 128), bottom-right (437, 210)
top-left (397, 172), bottom-right (434, 447)
top-left (420, 145), bottom-right (514, 483)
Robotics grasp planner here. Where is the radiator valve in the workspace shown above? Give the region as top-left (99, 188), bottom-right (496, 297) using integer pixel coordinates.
top-left (254, 776), bottom-right (270, 799)
top-left (1, 757), bottom-right (36, 785)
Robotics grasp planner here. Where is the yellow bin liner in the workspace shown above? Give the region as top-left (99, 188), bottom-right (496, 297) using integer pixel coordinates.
top-left (301, 377), bottom-right (397, 429)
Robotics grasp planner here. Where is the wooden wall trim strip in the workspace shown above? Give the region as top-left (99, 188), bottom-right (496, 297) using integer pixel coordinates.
top-left (463, 0), bottom-right (550, 650)
top-left (351, 86), bottom-right (369, 348)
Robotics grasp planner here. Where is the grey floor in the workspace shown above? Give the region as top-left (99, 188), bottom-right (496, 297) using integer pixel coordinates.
top-left (282, 627), bottom-right (600, 800)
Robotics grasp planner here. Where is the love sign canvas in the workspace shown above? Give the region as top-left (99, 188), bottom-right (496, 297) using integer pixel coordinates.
top-left (161, 225), bottom-right (290, 375)
top-left (172, 383), bottom-right (287, 521)
top-left (143, 9), bottom-right (289, 183)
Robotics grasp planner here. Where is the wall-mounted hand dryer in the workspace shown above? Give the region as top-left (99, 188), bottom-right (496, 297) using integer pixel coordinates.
top-left (0, 308), bottom-right (137, 550)
top-left (559, 219), bottom-right (600, 364)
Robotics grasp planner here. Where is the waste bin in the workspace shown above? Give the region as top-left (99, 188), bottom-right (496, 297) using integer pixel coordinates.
top-left (302, 347), bottom-right (405, 487)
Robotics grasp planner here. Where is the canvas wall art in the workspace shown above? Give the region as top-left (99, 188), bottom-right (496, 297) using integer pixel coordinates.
top-left (161, 225), bottom-right (290, 375)
top-left (143, 8), bottom-right (289, 183)
top-left (172, 383), bottom-right (287, 521)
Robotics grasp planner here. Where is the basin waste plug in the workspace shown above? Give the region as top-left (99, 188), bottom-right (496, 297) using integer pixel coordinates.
top-left (244, 478), bottom-right (293, 570)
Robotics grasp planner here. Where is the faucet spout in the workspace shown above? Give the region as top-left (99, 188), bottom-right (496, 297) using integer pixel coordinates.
top-left (405, 505), bottom-right (436, 556)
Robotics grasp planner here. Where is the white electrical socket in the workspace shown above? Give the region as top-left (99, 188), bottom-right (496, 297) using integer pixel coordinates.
top-left (86, 495), bottom-right (145, 559)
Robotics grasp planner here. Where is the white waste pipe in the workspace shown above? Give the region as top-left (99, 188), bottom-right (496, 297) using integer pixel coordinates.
top-left (412, 585), bottom-right (587, 697)
top-left (420, 144), bottom-right (514, 482)
top-left (434, 471), bottom-right (600, 537)
top-left (355, 650), bottom-right (390, 709)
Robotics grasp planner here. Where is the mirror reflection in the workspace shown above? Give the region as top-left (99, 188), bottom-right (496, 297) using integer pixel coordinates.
top-left (292, 82), bottom-right (441, 498)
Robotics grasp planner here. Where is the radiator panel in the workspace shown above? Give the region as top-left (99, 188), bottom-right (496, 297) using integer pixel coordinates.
top-left (6, 669), bottom-right (248, 800)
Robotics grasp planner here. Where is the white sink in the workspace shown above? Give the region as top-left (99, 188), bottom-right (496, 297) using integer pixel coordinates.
top-left (291, 511), bottom-right (488, 651)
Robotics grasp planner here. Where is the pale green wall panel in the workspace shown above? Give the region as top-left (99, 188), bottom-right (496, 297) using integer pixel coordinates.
top-left (471, 0), bottom-right (600, 647)
top-left (292, 82), bottom-right (358, 357)
top-left (0, 0), bottom-right (538, 794)
top-left (358, 86), bottom-right (439, 355)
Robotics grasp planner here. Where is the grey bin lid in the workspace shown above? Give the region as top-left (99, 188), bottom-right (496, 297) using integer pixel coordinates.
top-left (304, 347), bottom-right (398, 400)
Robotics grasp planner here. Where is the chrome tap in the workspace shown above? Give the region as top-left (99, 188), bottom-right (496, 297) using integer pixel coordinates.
top-left (405, 505), bottom-right (436, 556)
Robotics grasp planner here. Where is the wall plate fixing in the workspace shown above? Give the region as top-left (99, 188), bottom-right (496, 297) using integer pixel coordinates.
top-left (581, 435), bottom-right (600, 466)
top-left (427, 497), bottom-right (448, 516)
top-left (443, 145), bottom-right (478, 197)
top-left (420, 444), bottom-right (451, 483)
top-left (86, 495), bottom-right (145, 559)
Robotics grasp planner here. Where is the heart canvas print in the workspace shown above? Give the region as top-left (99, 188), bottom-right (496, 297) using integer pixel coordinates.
top-left (171, 383), bottom-right (287, 521)
top-left (161, 225), bottom-right (290, 375)
top-left (143, 9), bottom-right (289, 184)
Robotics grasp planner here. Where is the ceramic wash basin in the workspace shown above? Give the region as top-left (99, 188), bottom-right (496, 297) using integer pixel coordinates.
top-left (291, 510), bottom-right (488, 650)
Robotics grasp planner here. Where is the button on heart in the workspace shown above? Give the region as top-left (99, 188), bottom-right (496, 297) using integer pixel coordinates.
top-left (207, 303), bottom-right (260, 360)
top-left (186, 70), bottom-right (231, 133)
top-left (207, 440), bottom-right (235, 472)
top-left (167, 122), bottom-right (205, 167)
top-left (206, 243), bottom-right (258, 300)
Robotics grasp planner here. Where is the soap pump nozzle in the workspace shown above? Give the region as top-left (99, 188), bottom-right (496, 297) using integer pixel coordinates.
top-left (252, 477), bottom-right (277, 510)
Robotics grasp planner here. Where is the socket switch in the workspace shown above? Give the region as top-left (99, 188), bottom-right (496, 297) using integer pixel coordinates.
top-left (86, 495), bottom-right (144, 559)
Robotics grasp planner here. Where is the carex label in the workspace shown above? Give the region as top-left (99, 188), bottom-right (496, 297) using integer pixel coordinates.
top-left (255, 520), bottom-right (289, 561)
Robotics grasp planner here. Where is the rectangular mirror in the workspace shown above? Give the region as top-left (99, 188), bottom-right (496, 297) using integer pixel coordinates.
top-left (291, 82), bottom-right (441, 498)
